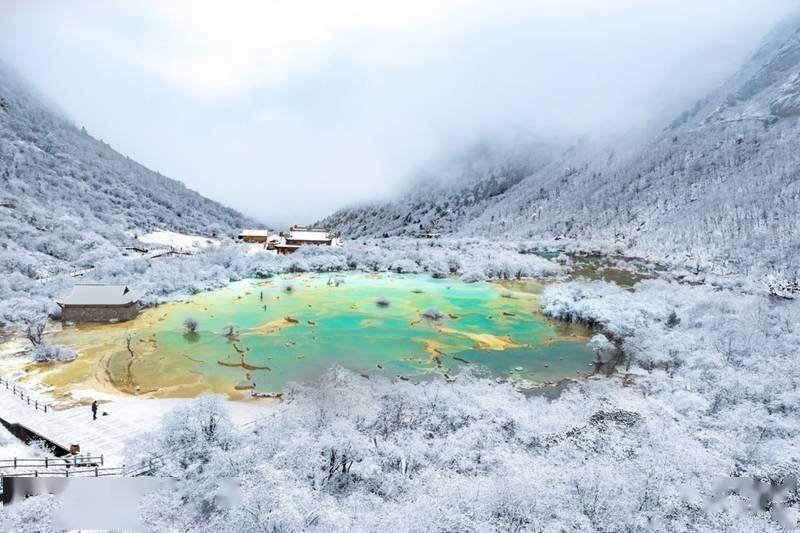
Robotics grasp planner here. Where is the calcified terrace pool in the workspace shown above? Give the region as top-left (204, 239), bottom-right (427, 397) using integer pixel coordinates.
top-left (40, 273), bottom-right (593, 400)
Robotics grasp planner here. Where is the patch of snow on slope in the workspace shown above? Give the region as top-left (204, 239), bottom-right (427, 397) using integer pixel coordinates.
top-left (138, 231), bottom-right (220, 252)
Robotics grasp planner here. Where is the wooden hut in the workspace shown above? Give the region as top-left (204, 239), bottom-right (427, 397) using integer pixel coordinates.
top-left (56, 284), bottom-right (143, 323)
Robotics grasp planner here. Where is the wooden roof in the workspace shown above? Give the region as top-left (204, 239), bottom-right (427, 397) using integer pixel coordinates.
top-left (57, 284), bottom-right (143, 306)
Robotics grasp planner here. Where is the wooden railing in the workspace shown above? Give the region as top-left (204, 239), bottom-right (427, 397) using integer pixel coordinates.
top-left (34, 267), bottom-right (95, 284)
top-left (123, 456), bottom-right (163, 477)
top-left (0, 377), bottom-right (51, 413)
top-left (34, 245), bottom-right (196, 283)
top-left (0, 454), bottom-right (103, 470)
top-left (0, 418), bottom-right (261, 486)
top-left (1, 466), bottom-right (124, 478)
top-left (144, 246), bottom-right (194, 259)
top-left (0, 455), bottom-right (159, 483)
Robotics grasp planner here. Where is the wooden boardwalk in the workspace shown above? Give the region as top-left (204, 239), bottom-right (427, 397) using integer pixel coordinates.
top-left (0, 381), bottom-right (265, 468)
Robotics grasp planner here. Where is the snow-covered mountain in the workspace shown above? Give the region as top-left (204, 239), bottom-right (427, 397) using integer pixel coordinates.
top-left (320, 141), bottom-right (563, 238)
top-left (324, 17), bottom-right (800, 281)
top-left (0, 63), bottom-right (257, 278)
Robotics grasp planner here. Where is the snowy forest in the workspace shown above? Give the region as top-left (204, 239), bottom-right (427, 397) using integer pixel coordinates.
top-left (1, 7), bottom-right (800, 533)
top-left (7, 279), bottom-right (800, 532)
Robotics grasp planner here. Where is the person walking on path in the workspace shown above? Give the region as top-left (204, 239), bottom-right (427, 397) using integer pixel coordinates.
top-left (91, 400), bottom-right (98, 421)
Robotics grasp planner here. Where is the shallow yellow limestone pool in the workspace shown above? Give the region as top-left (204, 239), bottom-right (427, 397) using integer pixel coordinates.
top-left (33, 273), bottom-right (593, 400)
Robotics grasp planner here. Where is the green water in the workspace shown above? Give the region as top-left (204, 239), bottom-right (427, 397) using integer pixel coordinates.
top-left (48, 273), bottom-right (593, 397)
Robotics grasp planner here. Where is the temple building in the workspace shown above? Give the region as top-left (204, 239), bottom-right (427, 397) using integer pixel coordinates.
top-left (56, 284), bottom-right (143, 323)
top-left (237, 229), bottom-right (271, 243)
top-left (268, 226), bottom-right (342, 255)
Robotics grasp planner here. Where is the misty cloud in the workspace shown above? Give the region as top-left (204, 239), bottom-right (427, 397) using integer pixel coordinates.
top-left (1, 0), bottom-right (797, 225)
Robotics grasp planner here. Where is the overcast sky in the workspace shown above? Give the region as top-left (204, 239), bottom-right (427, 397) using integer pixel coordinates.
top-left (0, 1), bottom-right (797, 225)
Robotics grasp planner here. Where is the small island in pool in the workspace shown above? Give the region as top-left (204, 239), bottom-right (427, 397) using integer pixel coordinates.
top-left (33, 273), bottom-right (594, 400)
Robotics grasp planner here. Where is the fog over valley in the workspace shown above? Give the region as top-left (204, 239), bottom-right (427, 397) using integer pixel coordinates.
top-left (1, 0), bottom-right (797, 224)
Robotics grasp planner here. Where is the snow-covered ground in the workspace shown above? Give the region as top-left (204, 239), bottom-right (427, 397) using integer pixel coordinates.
top-left (0, 424), bottom-right (43, 459)
top-left (136, 231), bottom-right (220, 252)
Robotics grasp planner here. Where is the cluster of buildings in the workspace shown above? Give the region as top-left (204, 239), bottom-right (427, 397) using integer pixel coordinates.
top-left (54, 226), bottom-right (342, 324)
top-left (237, 225), bottom-right (342, 255)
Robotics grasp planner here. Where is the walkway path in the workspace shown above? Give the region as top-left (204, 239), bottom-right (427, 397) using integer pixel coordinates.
top-left (0, 384), bottom-right (268, 467)
top-left (35, 245), bottom-right (194, 283)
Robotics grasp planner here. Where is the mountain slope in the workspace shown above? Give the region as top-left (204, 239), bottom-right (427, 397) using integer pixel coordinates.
top-left (323, 17), bottom-right (800, 282)
top-left (0, 63), bottom-right (257, 278)
top-left (471, 17), bottom-right (800, 279)
top-left (320, 141), bottom-right (562, 238)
